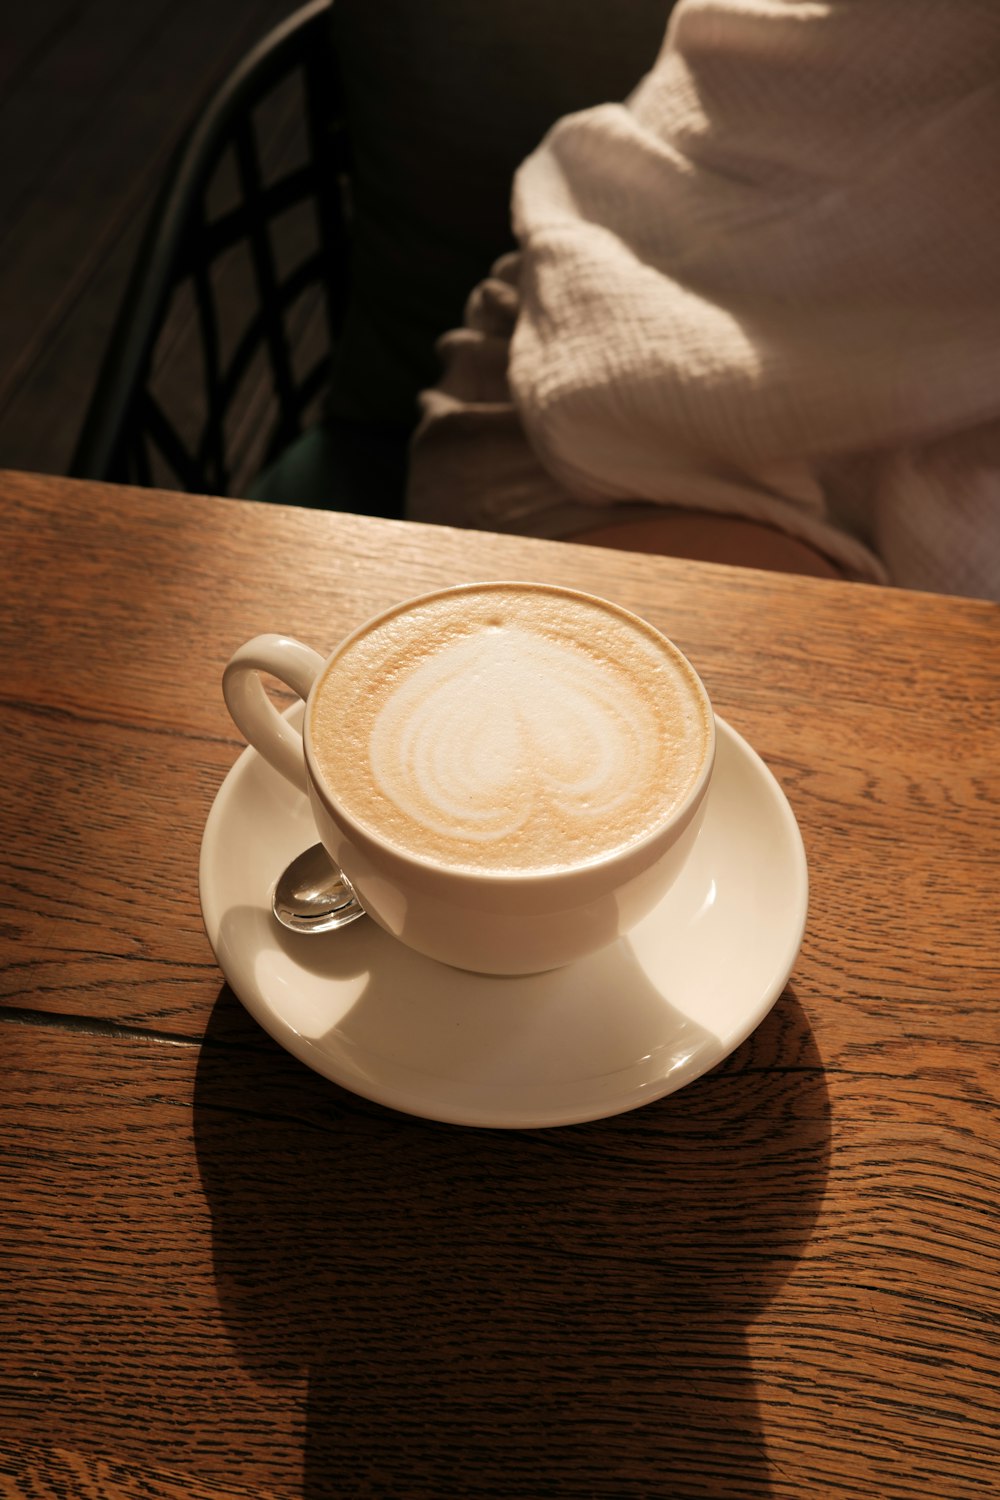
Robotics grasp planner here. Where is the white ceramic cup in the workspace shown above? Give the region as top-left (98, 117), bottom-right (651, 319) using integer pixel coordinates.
top-left (223, 583), bottom-right (716, 974)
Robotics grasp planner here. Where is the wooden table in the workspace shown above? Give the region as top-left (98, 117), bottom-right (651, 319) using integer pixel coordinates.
top-left (1, 468), bottom-right (997, 1500)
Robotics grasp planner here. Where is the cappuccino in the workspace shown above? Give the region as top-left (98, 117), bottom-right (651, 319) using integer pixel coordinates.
top-left (309, 584), bottom-right (711, 875)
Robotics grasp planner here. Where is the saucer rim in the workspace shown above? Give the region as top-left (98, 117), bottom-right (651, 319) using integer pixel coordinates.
top-left (199, 714), bottom-right (807, 1129)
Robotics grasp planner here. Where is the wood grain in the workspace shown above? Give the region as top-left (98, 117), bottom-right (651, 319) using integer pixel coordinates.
top-left (1, 471), bottom-right (998, 1499)
top-left (0, 1444), bottom-right (282, 1500)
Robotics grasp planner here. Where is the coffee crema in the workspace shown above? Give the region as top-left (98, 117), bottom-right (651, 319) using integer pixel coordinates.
top-left (309, 584), bottom-right (711, 874)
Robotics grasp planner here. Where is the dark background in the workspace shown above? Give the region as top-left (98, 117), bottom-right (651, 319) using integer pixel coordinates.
top-left (0, 0), bottom-right (298, 480)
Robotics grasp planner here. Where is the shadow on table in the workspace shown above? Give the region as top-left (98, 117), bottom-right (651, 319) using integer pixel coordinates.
top-left (193, 980), bottom-right (830, 1499)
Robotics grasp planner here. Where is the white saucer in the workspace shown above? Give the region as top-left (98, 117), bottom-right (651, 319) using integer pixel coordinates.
top-left (199, 711), bottom-right (807, 1129)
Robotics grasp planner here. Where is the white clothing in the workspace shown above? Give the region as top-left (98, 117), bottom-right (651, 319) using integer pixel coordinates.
top-left (409, 0), bottom-right (1000, 599)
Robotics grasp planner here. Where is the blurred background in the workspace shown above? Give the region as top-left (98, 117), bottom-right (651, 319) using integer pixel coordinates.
top-left (0, 0), bottom-right (297, 480)
top-left (1, 0), bottom-right (669, 507)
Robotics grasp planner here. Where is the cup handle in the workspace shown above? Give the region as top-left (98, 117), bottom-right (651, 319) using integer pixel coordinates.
top-left (223, 634), bottom-right (325, 794)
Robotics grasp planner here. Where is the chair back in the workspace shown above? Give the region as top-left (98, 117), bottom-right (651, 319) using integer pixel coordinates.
top-left (71, 0), bottom-right (346, 496)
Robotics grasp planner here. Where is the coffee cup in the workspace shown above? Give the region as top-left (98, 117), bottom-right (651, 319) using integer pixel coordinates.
top-left (223, 581), bottom-right (715, 974)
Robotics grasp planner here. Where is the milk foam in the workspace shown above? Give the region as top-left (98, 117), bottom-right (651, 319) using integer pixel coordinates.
top-left (311, 585), bottom-right (710, 873)
top-left (369, 624), bottom-right (654, 843)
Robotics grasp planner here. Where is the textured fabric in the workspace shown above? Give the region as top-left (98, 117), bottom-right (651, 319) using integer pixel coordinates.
top-left (410, 0), bottom-right (1000, 599)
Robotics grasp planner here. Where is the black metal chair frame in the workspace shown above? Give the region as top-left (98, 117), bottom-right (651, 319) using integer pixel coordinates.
top-left (71, 0), bottom-right (347, 496)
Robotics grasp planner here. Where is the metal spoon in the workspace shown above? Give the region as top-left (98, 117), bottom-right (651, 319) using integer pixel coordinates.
top-left (271, 843), bottom-right (366, 933)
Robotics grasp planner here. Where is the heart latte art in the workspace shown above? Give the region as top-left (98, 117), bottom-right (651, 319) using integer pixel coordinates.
top-left (309, 585), bottom-right (711, 873)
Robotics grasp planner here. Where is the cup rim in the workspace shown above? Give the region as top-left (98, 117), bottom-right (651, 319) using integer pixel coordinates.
top-left (303, 580), bottom-right (717, 885)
